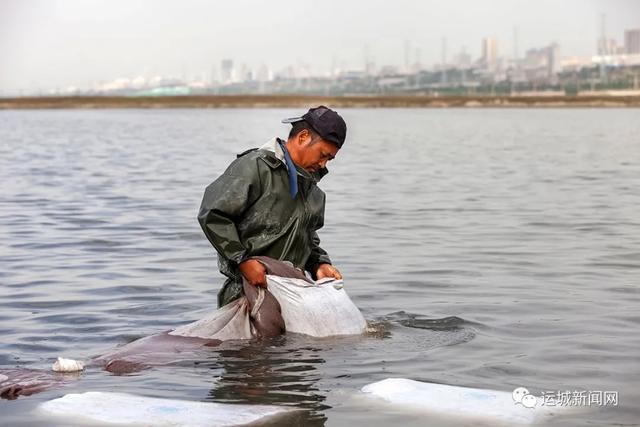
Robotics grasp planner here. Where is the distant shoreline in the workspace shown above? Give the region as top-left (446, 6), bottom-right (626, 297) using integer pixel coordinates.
top-left (1, 94), bottom-right (640, 109)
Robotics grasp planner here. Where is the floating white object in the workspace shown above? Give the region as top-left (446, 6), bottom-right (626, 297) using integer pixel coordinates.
top-left (361, 378), bottom-right (568, 425)
top-left (39, 391), bottom-right (293, 427)
top-left (51, 357), bottom-right (85, 372)
top-left (266, 275), bottom-right (367, 337)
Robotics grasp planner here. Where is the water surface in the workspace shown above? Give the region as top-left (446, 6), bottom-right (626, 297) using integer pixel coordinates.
top-left (0, 108), bottom-right (638, 426)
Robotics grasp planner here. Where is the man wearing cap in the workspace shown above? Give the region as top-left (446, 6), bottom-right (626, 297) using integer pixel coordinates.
top-left (198, 106), bottom-right (347, 307)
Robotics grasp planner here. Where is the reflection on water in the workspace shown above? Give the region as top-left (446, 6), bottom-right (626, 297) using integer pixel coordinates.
top-left (206, 337), bottom-right (329, 425)
top-left (0, 109), bottom-right (639, 426)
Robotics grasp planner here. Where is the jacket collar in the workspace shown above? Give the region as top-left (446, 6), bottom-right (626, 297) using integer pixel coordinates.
top-left (259, 137), bottom-right (287, 164)
top-left (259, 137), bottom-right (328, 181)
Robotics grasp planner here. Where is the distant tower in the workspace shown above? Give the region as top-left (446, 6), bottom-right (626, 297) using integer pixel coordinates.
top-left (481, 37), bottom-right (498, 72)
top-left (546, 43), bottom-right (560, 79)
top-left (404, 40), bottom-right (411, 73)
top-left (364, 44), bottom-right (376, 76)
top-left (441, 37), bottom-right (448, 84)
top-left (625, 29), bottom-right (640, 54)
top-left (239, 64), bottom-right (252, 82)
top-left (441, 37), bottom-right (448, 68)
top-left (210, 64), bottom-right (217, 86)
top-left (220, 59), bottom-right (234, 84)
top-left (598, 13), bottom-right (608, 55)
top-left (363, 44), bottom-right (369, 73)
top-left (597, 14), bottom-right (608, 81)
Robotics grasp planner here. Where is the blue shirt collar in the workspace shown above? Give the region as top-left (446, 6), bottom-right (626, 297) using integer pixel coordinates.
top-left (277, 140), bottom-right (298, 199)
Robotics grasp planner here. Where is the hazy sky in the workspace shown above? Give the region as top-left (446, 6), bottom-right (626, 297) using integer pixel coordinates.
top-left (1, 0), bottom-right (639, 94)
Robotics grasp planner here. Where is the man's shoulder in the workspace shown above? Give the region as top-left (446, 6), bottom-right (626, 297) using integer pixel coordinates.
top-left (236, 147), bottom-right (259, 159)
top-left (237, 146), bottom-right (284, 168)
top-left (223, 147), bottom-right (283, 177)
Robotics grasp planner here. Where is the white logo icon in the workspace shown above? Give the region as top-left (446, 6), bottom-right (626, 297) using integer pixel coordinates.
top-left (513, 387), bottom-right (537, 408)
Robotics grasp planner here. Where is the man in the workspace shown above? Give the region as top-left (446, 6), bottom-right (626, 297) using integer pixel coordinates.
top-left (198, 106), bottom-right (346, 307)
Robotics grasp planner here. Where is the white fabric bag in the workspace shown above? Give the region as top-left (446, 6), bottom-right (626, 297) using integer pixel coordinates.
top-left (171, 276), bottom-right (366, 339)
top-left (265, 275), bottom-right (367, 337)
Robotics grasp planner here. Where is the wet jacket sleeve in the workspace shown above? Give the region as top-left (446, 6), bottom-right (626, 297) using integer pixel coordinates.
top-left (197, 159), bottom-right (261, 266)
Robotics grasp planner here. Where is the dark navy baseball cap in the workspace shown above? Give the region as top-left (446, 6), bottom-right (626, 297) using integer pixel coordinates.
top-left (282, 106), bottom-right (347, 148)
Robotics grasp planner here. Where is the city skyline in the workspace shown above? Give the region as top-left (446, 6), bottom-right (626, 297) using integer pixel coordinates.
top-left (1, 0), bottom-right (639, 95)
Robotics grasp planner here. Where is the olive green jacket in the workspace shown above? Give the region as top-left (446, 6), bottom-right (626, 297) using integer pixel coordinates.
top-left (198, 137), bottom-right (332, 306)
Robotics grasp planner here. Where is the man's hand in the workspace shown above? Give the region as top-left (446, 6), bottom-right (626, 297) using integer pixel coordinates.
top-left (239, 259), bottom-right (267, 287)
top-left (315, 263), bottom-right (343, 281)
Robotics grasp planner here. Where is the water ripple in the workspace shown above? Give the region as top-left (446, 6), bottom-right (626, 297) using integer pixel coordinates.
top-left (1, 109), bottom-right (639, 426)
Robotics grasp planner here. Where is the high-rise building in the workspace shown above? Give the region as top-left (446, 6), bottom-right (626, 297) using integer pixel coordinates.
top-left (365, 59), bottom-right (376, 76)
top-left (220, 59), bottom-right (235, 84)
top-left (522, 43), bottom-right (560, 81)
top-left (625, 29), bottom-right (640, 54)
top-left (363, 45), bottom-right (377, 76)
top-left (403, 40), bottom-right (411, 74)
top-left (481, 37), bottom-right (498, 72)
top-left (239, 64), bottom-right (253, 82)
top-left (546, 43), bottom-right (560, 77)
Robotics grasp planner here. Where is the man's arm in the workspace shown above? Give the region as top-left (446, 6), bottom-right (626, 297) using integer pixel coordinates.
top-left (305, 231), bottom-right (331, 275)
top-left (197, 159), bottom-right (261, 267)
top-left (305, 231), bottom-right (342, 280)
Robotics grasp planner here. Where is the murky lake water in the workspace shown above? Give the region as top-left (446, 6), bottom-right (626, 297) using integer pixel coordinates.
top-left (0, 108), bottom-right (638, 426)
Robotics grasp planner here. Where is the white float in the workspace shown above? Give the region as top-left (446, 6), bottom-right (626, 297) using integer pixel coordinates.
top-left (361, 378), bottom-right (573, 425)
top-left (39, 391), bottom-right (294, 427)
top-left (52, 357), bottom-right (85, 373)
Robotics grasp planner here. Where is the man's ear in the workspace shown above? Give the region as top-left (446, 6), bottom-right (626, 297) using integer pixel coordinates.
top-left (297, 129), bottom-right (311, 146)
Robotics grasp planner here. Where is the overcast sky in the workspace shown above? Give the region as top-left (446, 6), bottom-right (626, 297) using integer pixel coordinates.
top-left (1, 0), bottom-right (639, 94)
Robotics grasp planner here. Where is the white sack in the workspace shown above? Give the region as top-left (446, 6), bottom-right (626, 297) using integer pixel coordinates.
top-left (265, 275), bottom-right (367, 337)
top-left (171, 275), bottom-right (366, 339)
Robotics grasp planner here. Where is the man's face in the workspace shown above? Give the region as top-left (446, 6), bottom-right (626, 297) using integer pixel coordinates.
top-left (293, 130), bottom-right (339, 173)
